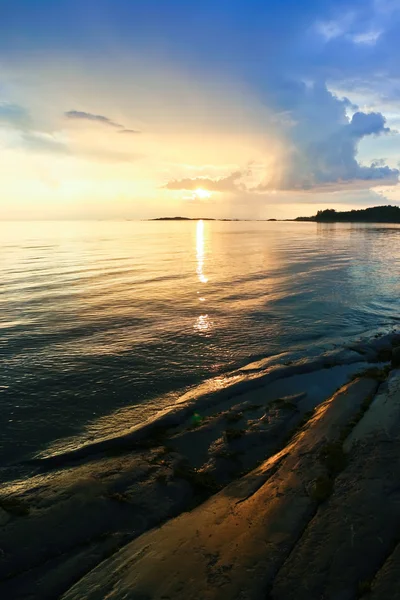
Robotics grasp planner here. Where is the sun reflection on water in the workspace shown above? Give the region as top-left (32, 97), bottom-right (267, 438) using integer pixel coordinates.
top-left (196, 220), bottom-right (208, 284)
top-left (194, 314), bottom-right (210, 332)
top-left (195, 220), bottom-right (211, 333)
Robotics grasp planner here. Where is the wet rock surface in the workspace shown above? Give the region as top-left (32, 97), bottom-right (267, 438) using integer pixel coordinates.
top-left (0, 332), bottom-right (399, 599)
top-left (62, 378), bottom-right (380, 600)
top-left (272, 373), bottom-right (400, 600)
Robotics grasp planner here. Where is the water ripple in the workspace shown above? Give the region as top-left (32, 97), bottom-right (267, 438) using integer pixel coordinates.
top-left (0, 220), bottom-right (399, 466)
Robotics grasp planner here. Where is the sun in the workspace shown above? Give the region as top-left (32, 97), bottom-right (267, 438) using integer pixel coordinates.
top-left (194, 188), bottom-right (211, 199)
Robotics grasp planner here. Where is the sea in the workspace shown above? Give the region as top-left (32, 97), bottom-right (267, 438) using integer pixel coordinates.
top-left (1, 219), bottom-right (399, 467)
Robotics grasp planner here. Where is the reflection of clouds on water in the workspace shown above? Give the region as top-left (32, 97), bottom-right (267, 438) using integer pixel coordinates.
top-left (196, 220), bottom-right (208, 284)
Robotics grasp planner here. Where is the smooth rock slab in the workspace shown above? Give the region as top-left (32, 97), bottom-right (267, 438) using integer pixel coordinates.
top-left (62, 378), bottom-right (378, 600)
top-left (271, 371), bottom-right (400, 600)
top-left (344, 369), bottom-right (400, 447)
top-left (271, 443), bottom-right (400, 600)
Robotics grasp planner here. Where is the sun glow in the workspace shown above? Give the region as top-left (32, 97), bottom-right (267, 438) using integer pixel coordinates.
top-left (195, 188), bottom-right (211, 199)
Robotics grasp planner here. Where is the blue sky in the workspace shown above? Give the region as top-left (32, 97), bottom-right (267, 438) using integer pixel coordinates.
top-left (1, 0), bottom-right (400, 218)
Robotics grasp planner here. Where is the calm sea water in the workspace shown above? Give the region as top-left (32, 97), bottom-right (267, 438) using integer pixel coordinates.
top-left (1, 220), bottom-right (399, 465)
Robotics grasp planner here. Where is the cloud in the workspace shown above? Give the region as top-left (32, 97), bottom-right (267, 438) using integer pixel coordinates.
top-left (315, 13), bottom-right (355, 41)
top-left (351, 30), bottom-right (382, 44)
top-left (164, 93), bottom-right (399, 196)
top-left (163, 170), bottom-right (247, 193)
top-left (118, 129), bottom-right (141, 134)
top-left (255, 82), bottom-right (399, 192)
top-left (0, 102), bottom-right (140, 160)
top-left (65, 110), bottom-right (123, 128)
top-left (19, 131), bottom-right (69, 154)
top-left (0, 102), bottom-right (69, 154)
top-left (370, 158), bottom-right (387, 167)
top-left (316, 20), bottom-right (382, 46)
top-left (314, 9), bottom-right (382, 46)
top-left (348, 110), bottom-right (390, 135)
top-left (0, 102), bottom-right (30, 128)
top-left (65, 111), bottom-right (141, 134)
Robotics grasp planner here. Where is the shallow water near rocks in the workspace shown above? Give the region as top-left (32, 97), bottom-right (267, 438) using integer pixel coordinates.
top-left (1, 219), bottom-right (399, 466)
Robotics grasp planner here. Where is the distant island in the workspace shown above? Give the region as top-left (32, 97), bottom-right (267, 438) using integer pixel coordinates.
top-left (151, 216), bottom-right (216, 221)
top-left (150, 217), bottom-right (242, 221)
top-left (296, 205), bottom-right (400, 223)
top-left (150, 207), bottom-right (400, 223)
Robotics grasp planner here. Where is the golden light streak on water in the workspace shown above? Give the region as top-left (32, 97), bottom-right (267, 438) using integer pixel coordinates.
top-left (196, 219), bottom-right (208, 284)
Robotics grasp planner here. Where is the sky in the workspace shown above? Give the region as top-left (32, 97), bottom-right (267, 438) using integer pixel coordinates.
top-left (1, 0), bottom-right (400, 219)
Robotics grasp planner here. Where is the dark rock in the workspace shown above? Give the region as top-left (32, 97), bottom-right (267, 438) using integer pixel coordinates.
top-left (0, 507), bottom-right (11, 526)
top-left (392, 346), bottom-right (400, 368)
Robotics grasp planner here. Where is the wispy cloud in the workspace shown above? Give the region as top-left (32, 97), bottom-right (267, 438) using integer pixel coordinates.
top-left (0, 102), bottom-right (30, 128)
top-left (164, 171), bottom-right (246, 193)
top-left (315, 12), bottom-right (382, 47)
top-left (118, 128), bottom-right (141, 134)
top-left (315, 13), bottom-right (355, 41)
top-left (65, 110), bottom-right (122, 128)
top-left (19, 131), bottom-right (69, 154)
top-left (0, 103), bottom-right (140, 159)
top-left (350, 30), bottom-right (383, 45)
top-left (0, 102), bottom-right (69, 154)
top-left (65, 110), bottom-right (141, 134)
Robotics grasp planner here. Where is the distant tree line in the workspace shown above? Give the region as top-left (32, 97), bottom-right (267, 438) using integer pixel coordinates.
top-left (296, 205), bottom-right (400, 223)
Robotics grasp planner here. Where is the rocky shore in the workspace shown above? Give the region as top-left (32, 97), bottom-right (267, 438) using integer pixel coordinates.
top-left (1, 332), bottom-right (400, 599)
